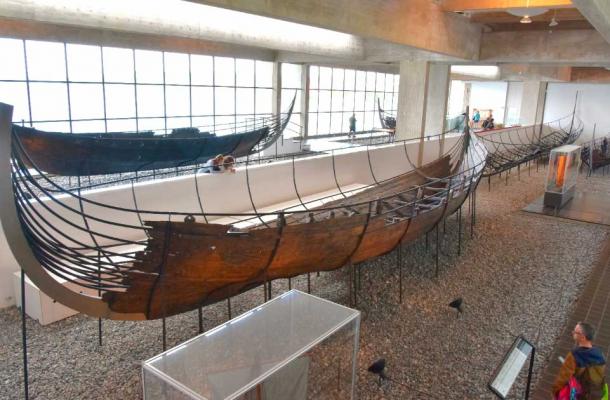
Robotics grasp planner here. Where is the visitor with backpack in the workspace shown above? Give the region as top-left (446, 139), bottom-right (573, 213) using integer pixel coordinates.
top-left (553, 322), bottom-right (608, 399)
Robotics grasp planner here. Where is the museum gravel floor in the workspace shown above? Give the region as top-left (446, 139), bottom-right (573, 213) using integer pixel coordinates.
top-left (1, 164), bottom-right (609, 400)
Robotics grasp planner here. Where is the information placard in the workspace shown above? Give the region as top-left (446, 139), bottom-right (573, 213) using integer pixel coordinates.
top-left (488, 336), bottom-right (535, 399)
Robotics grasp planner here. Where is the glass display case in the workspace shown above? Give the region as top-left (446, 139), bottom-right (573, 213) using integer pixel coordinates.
top-left (544, 144), bottom-right (581, 208)
top-left (142, 290), bottom-right (360, 400)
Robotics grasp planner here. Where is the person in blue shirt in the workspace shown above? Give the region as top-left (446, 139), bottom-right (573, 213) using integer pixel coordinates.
top-left (472, 109), bottom-right (481, 125)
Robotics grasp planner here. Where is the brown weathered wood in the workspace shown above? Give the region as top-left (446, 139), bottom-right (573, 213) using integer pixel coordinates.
top-left (105, 148), bottom-right (478, 319)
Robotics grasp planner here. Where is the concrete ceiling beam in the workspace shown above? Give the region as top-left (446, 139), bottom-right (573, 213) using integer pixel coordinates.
top-left (441, 0), bottom-right (573, 12)
top-left (572, 0), bottom-right (610, 45)
top-left (189, 0), bottom-right (482, 61)
top-left (0, 0), bottom-right (364, 59)
top-left (0, 17), bottom-right (277, 60)
top-left (480, 29), bottom-right (610, 64)
top-left (570, 67), bottom-right (610, 83)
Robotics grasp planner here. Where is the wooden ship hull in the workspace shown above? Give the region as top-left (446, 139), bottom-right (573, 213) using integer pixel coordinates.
top-left (0, 101), bottom-right (487, 320)
top-left (477, 115), bottom-right (583, 177)
top-left (12, 96), bottom-right (295, 176)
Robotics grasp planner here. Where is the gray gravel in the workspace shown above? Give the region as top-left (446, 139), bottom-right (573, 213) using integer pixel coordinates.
top-left (1, 165), bottom-right (609, 400)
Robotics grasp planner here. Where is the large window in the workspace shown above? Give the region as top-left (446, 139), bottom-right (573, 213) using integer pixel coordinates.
top-left (0, 38), bottom-right (274, 135)
top-left (307, 66), bottom-right (398, 136)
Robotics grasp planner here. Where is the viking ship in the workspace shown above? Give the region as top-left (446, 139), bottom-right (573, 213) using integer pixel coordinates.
top-left (0, 102), bottom-right (487, 320)
top-left (582, 134), bottom-right (610, 171)
top-left (476, 113), bottom-right (583, 178)
top-left (377, 98), bottom-right (396, 131)
top-left (11, 95), bottom-right (296, 176)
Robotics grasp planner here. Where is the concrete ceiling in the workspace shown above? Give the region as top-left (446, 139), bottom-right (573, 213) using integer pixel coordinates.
top-left (2, 0), bottom-right (610, 81)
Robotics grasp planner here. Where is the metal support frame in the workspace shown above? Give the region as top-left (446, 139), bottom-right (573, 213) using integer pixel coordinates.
top-left (21, 269), bottom-right (29, 400)
top-left (457, 206), bottom-right (462, 256)
top-left (397, 244), bottom-right (403, 303)
top-left (198, 307), bottom-right (203, 334)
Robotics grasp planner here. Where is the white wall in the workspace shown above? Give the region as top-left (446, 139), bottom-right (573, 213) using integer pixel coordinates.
top-left (0, 136), bottom-right (459, 308)
top-left (544, 83), bottom-right (610, 143)
top-left (505, 82), bottom-right (524, 126)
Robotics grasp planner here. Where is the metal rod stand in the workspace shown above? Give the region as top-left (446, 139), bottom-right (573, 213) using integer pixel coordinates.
top-left (198, 307), bottom-right (203, 334)
top-left (398, 244), bottom-right (403, 303)
top-left (435, 224), bottom-right (440, 278)
top-left (162, 317), bottom-right (167, 352)
top-left (21, 270), bottom-right (29, 400)
top-left (458, 206), bottom-right (462, 256)
top-left (524, 347), bottom-right (536, 399)
top-left (227, 298), bottom-right (232, 319)
top-left (307, 273), bottom-right (311, 294)
top-left (97, 251), bottom-right (102, 347)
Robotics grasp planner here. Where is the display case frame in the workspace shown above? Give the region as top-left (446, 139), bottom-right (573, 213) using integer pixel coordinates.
top-left (544, 144), bottom-right (581, 209)
top-left (142, 290), bottom-right (361, 400)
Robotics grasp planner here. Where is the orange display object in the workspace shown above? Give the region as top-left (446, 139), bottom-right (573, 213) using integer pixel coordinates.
top-left (556, 154), bottom-right (567, 188)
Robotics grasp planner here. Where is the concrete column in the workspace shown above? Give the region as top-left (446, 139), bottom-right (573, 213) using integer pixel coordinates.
top-left (272, 61), bottom-right (282, 124)
top-left (396, 61), bottom-right (430, 145)
top-left (424, 63), bottom-right (451, 156)
top-left (519, 81), bottom-right (547, 126)
top-left (301, 65), bottom-right (310, 138)
top-left (424, 63), bottom-right (451, 137)
top-left (462, 83), bottom-right (472, 115)
top-left (396, 61), bottom-right (452, 164)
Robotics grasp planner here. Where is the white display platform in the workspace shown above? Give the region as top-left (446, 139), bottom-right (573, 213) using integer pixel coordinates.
top-left (12, 271), bottom-right (95, 325)
top-left (142, 290), bottom-right (361, 400)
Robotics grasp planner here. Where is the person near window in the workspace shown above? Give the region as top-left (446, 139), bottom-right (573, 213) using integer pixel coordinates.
top-left (349, 113), bottom-right (357, 139)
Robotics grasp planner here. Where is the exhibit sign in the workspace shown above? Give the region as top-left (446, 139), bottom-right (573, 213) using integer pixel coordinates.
top-left (488, 335), bottom-right (535, 399)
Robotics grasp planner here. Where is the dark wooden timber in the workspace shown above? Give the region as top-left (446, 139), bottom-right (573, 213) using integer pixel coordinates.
top-left (12, 95), bottom-right (295, 176)
top-left (104, 154), bottom-right (473, 319)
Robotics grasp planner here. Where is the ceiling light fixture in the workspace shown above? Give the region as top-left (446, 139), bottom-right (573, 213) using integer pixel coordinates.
top-left (520, 15), bottom-right (532, 24)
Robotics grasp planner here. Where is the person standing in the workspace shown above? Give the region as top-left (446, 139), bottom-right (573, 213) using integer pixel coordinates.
top-left (349, 113), bottom-right (357, 139)
top-left (472, 109), bottom-right (481, 127)
top-left (552, 322), bottom-right (607, 399)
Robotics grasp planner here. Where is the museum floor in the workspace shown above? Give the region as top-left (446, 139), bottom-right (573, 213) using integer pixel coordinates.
top-left (1, 164), bottom-right (609, 400)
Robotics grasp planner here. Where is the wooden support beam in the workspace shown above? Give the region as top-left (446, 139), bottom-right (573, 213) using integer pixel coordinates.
top-left (442, 0), bottom-right (573, 12)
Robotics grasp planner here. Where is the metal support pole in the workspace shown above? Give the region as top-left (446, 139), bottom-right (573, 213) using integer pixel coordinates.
top-left (97, 251), bottom-right (102, 347)
top-left (21, 270), bottom-right (29, 400)
top-left (524, 347), bottom-right (536, 400)
top-left (458, 206), bottom-right (462, 256)
top-left (307, 273), bottom-right (311, 294)
top-left (263, 281), bottom-right (268, 302)
top-left (435, 224), bottom-right (440, 278)
top-left (488, 175), bottom-right (491, 192)
top-left (348, 261), bottom-right (353, 306)
top-left (398, 244), bottom-right (403, 303)
top-left (227, 298), bottom-right (232, 319)
top-left (267, 281), bottom-right (272, 300)
top-left (353, 262), bottom-right (358, 307)
top-left (198, 307), bottom-right (203, 334)
top-left (288, 277), bottom-right (292, 290)
top-left (470, 193), bottom-right (474, 239)
top-left (162, 317), bottom-right (167, 352)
